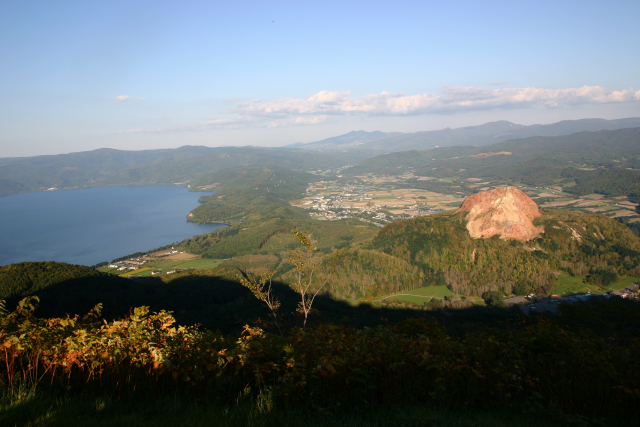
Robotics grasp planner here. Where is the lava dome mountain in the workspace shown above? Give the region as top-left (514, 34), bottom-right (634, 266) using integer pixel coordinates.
top-left (459, 186), bottom-right (544, 242)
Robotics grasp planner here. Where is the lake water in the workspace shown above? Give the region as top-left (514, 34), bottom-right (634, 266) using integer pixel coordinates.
top-left (0, 186), bottom-right (226, 267)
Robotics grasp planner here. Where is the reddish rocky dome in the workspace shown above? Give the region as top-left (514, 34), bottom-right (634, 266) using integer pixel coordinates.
top-left (458, 186), bottom-right (544, 242)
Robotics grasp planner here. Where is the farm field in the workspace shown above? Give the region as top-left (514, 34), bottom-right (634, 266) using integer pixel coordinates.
top-left (119, 268), bottom-right (151, 277)
top-left (386, 285), bottom-right (484, 304)
top-left (99, 257), bottom-right (223, 278)
top-left (554, 273), bottom-right (595, 295)
top-left (609, 276), bottom-right (640, 291)
top-left (534, 192), bottom-right (639, 221)
top-left (174, 258), bottom-right (222, 268)
top-left (553, 273), bottom-right (639, 295)
top-left (398, 285), bottom-right (454, 298)
top-left (152, 260), bottom-right (188, 268)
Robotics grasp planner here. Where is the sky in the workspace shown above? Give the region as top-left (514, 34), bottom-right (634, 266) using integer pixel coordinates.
top-left (1, 0), bottom-right (639, 157)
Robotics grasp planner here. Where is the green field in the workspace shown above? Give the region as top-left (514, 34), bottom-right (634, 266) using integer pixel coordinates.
top-left (152, 260), bottom-right (186, 268)
top-left (94, 255), bottom-right (224, 279)
top-left (148, 258), bottom-right (222, 270)
top-left (554, 273), bottom-right (594, 295)
top-left (386, 285), bottom-right (488, 305)
top-left (112, 258), bottom-right (224, 278)
top-left (177, 259), bottom-right (222, 269)
top-left (608, 276), bottom-right (640, 291)
top-left (554, 273), bottom-right (639, 295)
top-left (387, 275), bottom-right (639, 303)
top-left (196, 261), bottom-right (223, 270)
top-left (389, 285), bottom-right (455, 304)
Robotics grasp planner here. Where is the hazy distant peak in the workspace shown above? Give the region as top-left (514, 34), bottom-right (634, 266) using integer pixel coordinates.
top-left (344, 130), bottom-right (386, 136)
top-left (285, 130), bottom-right (389, 149)
top-left (316, 117), bottom-right (640, 153)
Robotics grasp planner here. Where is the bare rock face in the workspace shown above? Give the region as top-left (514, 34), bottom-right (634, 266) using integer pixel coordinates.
top-left (459, 187), bottom-right (544, 241)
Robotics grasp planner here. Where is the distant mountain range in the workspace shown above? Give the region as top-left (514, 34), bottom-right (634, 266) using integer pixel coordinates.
top-left (1, 117), bottom-right (639, 196)
top-left (0, 146), bottom-right (357, 196)
top-left (286, 130), bottom-right (393, 149)
top-left (342, 127), bottom-right (640, 200)
top-left (344, 127), bottom-right (640, 175)
top-left (290, 117), bottom-right (640, 152)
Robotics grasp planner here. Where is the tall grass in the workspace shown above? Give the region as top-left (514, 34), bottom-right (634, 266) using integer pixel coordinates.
top-left (0, 392), bottom-right (613, 427)
top-left (0, 297), bottom-right (637, 424)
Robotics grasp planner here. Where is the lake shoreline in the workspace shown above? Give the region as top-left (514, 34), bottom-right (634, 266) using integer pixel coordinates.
top-left (0, 186), bottom-right (226, 267)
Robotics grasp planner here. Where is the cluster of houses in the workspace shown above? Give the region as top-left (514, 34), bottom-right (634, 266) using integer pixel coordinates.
top-left (108, 259), bottom-right (147, 271)
top-left (302, 183), bottom-right (442, 225)
top-left (610, 283), bottom-right (640, 298)
top-left (512, 283), bottom-right (639, 314)
top-left (105, 249), bottom-right (184, 276)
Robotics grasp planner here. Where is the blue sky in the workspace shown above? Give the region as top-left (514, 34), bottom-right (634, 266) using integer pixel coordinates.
top-left (1, 0), bottom-right (639, 157)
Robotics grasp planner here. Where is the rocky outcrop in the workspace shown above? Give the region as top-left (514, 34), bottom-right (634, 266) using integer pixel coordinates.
top-left (459, 187), bottom-right (544, 241)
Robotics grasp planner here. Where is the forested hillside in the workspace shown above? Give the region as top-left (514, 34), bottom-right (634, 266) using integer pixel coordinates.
top-left (322, 248), bottom-right (426, 299)
top-left (3, 124), bottom-right (639, 199)
top-left (345, 127), bottom-right (640, 178)
top-left (340, 127), bottom-right (640, 201)
top-left (0, 261), bottom-right (121, 300)
top-left (561, 168), bottom-right (640, 197)
top-left (182, 167), bottom-right (379, 258)
top-left (372, 209), bottom-right (640, 296)
top-left (0, 146), bottom-right (353, 196)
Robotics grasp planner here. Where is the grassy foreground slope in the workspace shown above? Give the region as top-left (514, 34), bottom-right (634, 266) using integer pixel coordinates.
top-left (0, 395), bottom-right (586, 427)
top-left (0, 294), bottom-right (638, 426)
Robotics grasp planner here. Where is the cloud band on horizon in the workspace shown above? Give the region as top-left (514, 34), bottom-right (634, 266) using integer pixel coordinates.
top-left (225, 86), bottom-right (640, 117)
top-left (120, 85), bottom-right (640, 133)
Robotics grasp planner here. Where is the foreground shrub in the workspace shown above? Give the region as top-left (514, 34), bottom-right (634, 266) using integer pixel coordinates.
top-left (0, 297), bottom-right (638, 420)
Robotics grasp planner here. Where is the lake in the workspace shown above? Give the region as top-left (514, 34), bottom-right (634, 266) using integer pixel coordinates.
top-left (0, 186), bottom-right (226, 267)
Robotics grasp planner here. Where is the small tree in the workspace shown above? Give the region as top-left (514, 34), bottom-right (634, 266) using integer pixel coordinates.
top-left (427, 297), bottom-right (442, 310)
top-left (514, 281), bottom-right (531, 296)
top-left (288, 230), bottom-right (334, 330)
top-left (585, 268), bottom-right (618, 287)
top-left (482, 290), bottom-right (505, 308)
top-left (238, 269), bottom-right (283, 337)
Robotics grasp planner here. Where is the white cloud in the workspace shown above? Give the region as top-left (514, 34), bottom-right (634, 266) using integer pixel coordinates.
top-left (223, 86), bottom-right (640, 117)
top-left (118, 85), bottom-right (640, 135)
top-left (266, 115), bottom-right (329, 128)
top-left (118, 115), bottom-right (329, 135)
top-left (114, 95), bottom-right (145, 102)
top-left (202, 116), bottom-right (261, 129)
